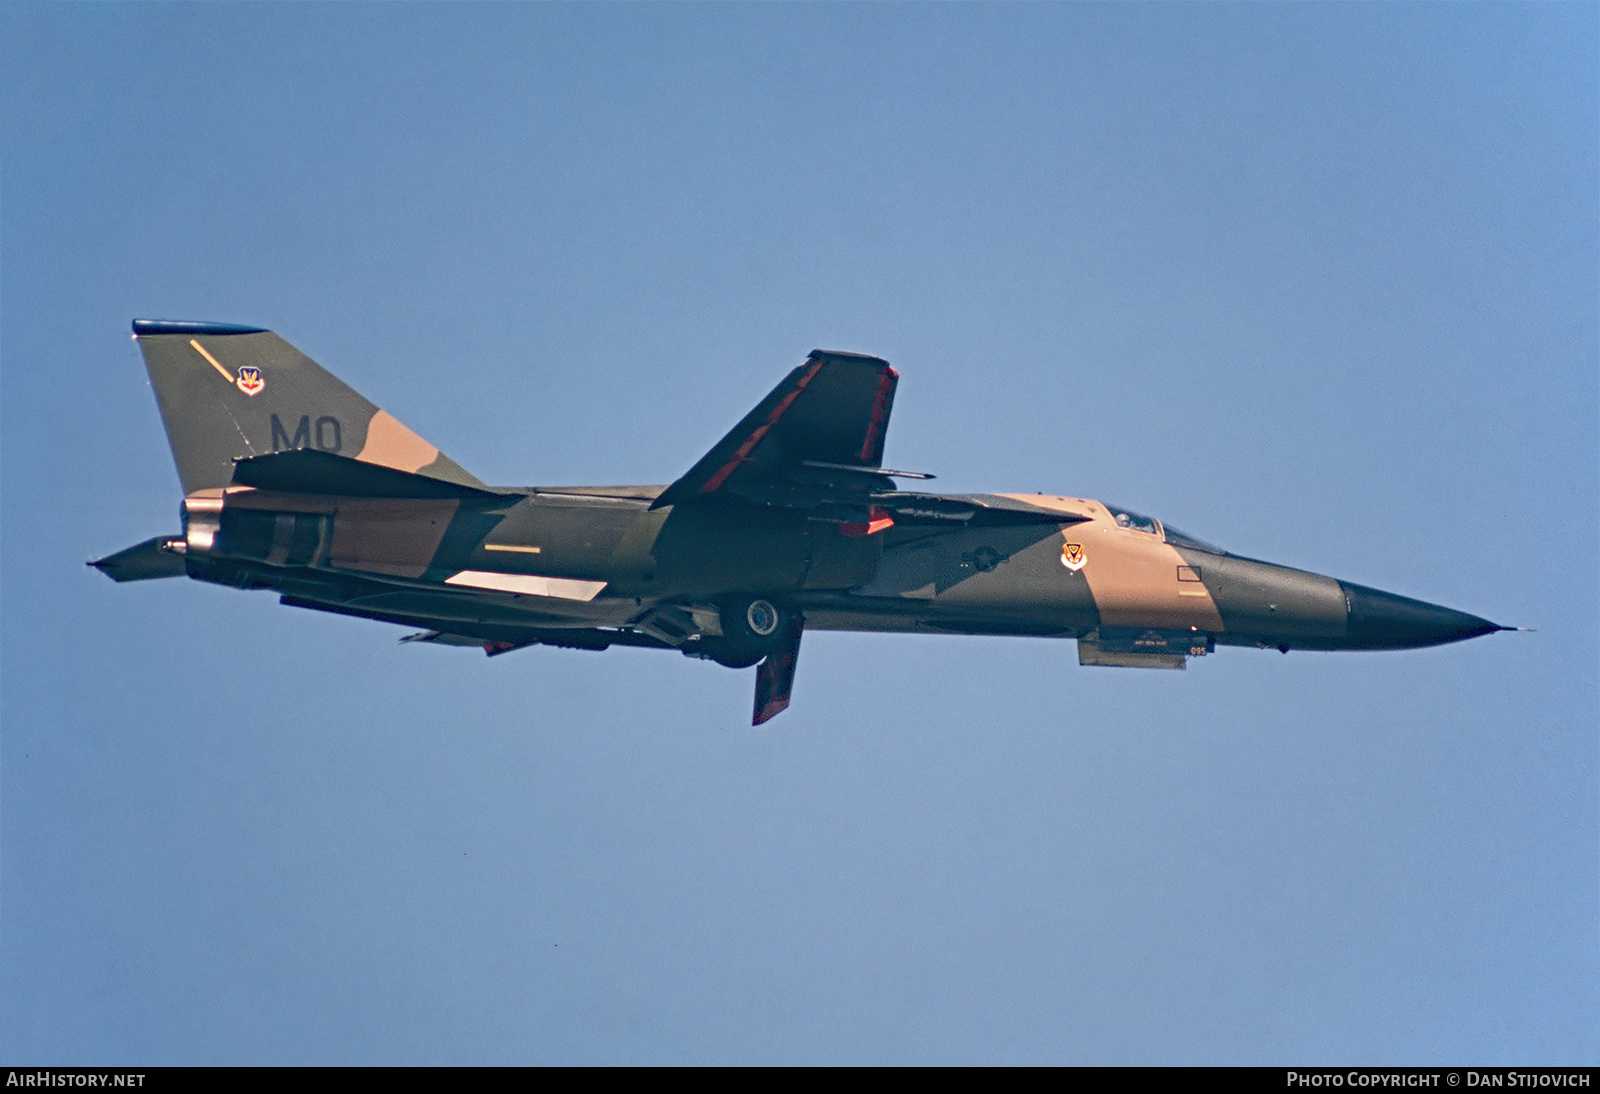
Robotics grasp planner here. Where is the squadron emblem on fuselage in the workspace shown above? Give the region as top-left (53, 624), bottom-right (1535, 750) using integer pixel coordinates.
top-left (1060, 542), bottom-right (1086, 571)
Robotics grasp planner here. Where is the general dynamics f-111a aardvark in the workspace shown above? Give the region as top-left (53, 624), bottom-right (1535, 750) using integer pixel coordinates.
top-left (95, 320), bottom-right (1513, 724)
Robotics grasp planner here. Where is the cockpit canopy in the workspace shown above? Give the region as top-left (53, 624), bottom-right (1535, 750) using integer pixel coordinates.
top-left (1106, 504), bottom-right (1227, 555)
top-left (1110, 506), bottom-right (1160, 535)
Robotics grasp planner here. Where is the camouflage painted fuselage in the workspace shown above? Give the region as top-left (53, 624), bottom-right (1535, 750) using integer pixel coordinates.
top-left (95, 321), bottom-right (1505, 723)
top-left (146, 481), bottom-right (1494, 658)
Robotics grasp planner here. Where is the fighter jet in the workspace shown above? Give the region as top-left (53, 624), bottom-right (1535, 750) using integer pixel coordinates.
top-left (95, 320), bottom-right (1510, 724)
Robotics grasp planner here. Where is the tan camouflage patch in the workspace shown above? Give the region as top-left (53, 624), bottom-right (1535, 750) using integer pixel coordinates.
top-left (356, 409), bottom-right (440, 473)
top-left (995, 493), bottom-right (1094, 519)
top-left (1074, 502), bottom-right (1225, 631)
top-left (327, 498), bottom-right (458, 579)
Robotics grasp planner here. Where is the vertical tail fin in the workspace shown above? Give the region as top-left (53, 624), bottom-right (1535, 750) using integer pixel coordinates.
top-left (132, 319), bottom-right (483, 494)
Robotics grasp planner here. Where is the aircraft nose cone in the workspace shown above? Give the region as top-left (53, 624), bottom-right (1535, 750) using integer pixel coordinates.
top-left (1339, 581), bottom-right (1503, 650)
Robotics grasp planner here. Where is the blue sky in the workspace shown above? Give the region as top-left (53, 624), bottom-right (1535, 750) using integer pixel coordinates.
top-left (3, 2), bottom-right (1595, 1064)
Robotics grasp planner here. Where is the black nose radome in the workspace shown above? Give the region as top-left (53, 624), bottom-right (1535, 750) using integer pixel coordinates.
top-left (1339, 581), bottom-right (1503, 650)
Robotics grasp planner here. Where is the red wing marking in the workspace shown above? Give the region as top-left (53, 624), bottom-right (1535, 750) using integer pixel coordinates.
top-left (699, 359), bottom-right (826, 495)
top-left (840, 505), bottom-right (895, 537)
top-left (858, 365), bottom-right (897, 462)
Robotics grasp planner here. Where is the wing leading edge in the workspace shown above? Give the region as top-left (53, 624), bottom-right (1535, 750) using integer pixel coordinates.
top-left (652, 350), bottom-right (899, 510)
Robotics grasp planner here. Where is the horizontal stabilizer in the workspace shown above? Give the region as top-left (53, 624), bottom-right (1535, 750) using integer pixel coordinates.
top-left (90, 536), bottom-right (187, 582)
top-left (232, 449), bottom-right (514, 502)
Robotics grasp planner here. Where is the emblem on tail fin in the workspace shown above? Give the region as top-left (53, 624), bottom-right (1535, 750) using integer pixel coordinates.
top-left (235, 366), bottom-right (265, 396)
